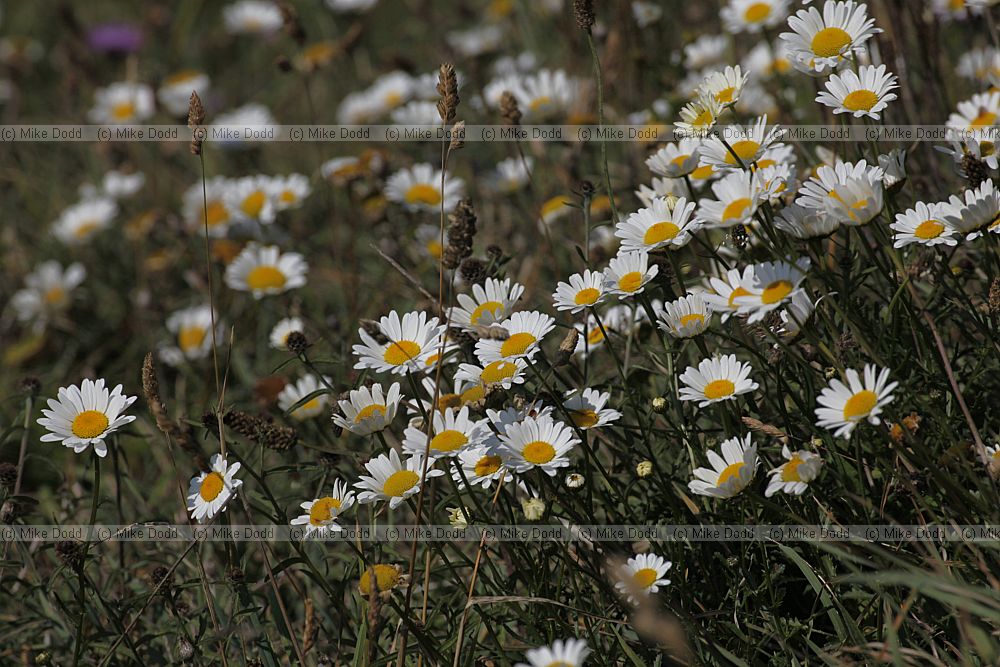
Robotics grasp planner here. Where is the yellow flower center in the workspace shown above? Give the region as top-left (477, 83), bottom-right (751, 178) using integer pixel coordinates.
top-left (842, 89), bottom-right (879, 112)
top-left (74, 221), bottom-right (100, 239)
top-left (632, 567), bottom-right (659, 589)
top-left (970, 110), bottom-right (997, 129)
top-left (178, 325), bottom-right (207, 353)
top-left (470, 301), bottom-right (504, 324)
top-left (671, 154), bottom-right (692, 167)
top-left (541, 196), bottom-right (569, 220)
top-left (71, 410), bottom-right (109, 439)
top-left (308, 496), bottom-right (342, 525)
top-left (199, 471), bottom-right (225, 501)
top-left (522, 440), bottom-right (556, 465)
top-left (355, 403), bottom-right (387, 423)
top-left (811, 27), bottom-right (852, 58)
top-left (692, 109), bottom-right (715, 127)
top-left (679, 313), bottom-right (705, 328)
top-left (643, 221), bottom-right (680, 245)
top-left (618, 271), bottom-right (644, 293)
top-left (279, 190), bottom-right (297, 204)
top-left (481, 360), bottom-right (518, 384)
top-left (586, 327), bottom-right (605, 345)
top-left (384, 91), bottom-right (403, 108)
top-left (717, 462), bottom-right (746, 486)
top-left (111, 101), bottom-right (136, 121)
top-left (691, 164), bottom-right (715, 180)
top-left (426, 240), bottom-right (443, 258)
top-left (430, 429), bottom-right (469, 452)
top-left (570, 409), bottom-right (599, 429)
top-left (529, 95), bottom-right (553, 113)
top-left (722, 198), bottom-right (752, 222)
top-left (460, 384), bottom-right (486, 403)
top-left (724, 140), bottom-right (761, 165)
top-left (44, 287), bottom-right (67, 305)
top-left (164, 70), bottom-right (199, 85)
top-left (914, 220), bottom-right (944, 239)
top-left (474, 455), bottom-right (503, 477)
top-left (383, 340), bottom-right (421, 365)
top-left (728, 286), bottom-right (752, 307)
top-left (500, 332), bottom-right (537, 357)
top-left (245, 265), bottom-right (287, 291)
top-left (743, 2), bottom-right (771, 23)
top-left (703, 379), bottom-right (736, 400)
top-left (843, 389), bottom-right (878, 421)
top-left (404, 184), bottom-right (441, 206)
top-left (574, 287), bottom-right (601, 305)
top-left (780, 456), bottom-right (804, 482)
top-left (205, 200), bottom-right (230, 227)
top-left (359, 564), bottom-right (401, 595)
top-left (715, 86), bottom-right (736, 104)
top-left (382, 470), bottom-right (419, 497)
top-left (241, 190), bottom-right (267, 217)
top-left (761, 280), bottom-right (793, 305)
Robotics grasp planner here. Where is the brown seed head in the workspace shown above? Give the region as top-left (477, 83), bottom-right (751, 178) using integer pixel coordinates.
top-left (573, 0), bottom-right (595, 31)
top-left (500, 91), bottom-right (521, 126)
top-left (436, 63), bottom-right (459, 124)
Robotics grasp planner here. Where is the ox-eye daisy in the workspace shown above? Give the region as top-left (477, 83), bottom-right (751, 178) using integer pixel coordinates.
top-left (795, 159), bottom-right (883, 212)
top-left (815, 364), bottom-right (898, 438)
top-left (604, 250), bottom-right (659, 299)
top-left (354, 449), bottom-right (443, 509)
top-left (946, 92), bottom-right (1000, 133)
top-left (775, 203), bottom-right (840, 239)
top-left (409, 376), bottom-right (485, 419)
top-left (615, 553), bottom-right (672, 605)
top-left (616, 196), bottom-right (701, 252)
top-left (700, 65), bottom-right (751, 106)
top-left (223, 0), bottom-right (283, 34)
top-left (515, 639), bottom-right (590, 667)
top-left (225, 243), bottom-right (308, 298)
top-left (689, 434), bottom-right (759, 498)
top-left (942, 178), bottom-right (1000, 240)
top-left (11, 261), bottom-right (85, 327)
top-left (332, 383), bottom-right (401, 435)
top-left (553, 269), bottom-right (607, 313)
top-left (679, 355), bottom-right (758, 407)
top-left (161, 305), bottom-right (217, 366)
top-left (696, 170), bottom-right (765, 228)
top-left (562, 388), bottom-right (621, 430)
top-left (701, 115), bottom-right (784, 171)
top-left (183, 177), bottom-right (233, 237)
top-left (455, 359), bottom-right (527, 390)
top-left (475, 311), bottom-right (555, 364)
top-left (38, 379), bottom-right (137, 458)
top-left (53, 198), bottom-right (117, 245)
top-left (278, 375), bottom-right (331, 420)
top-left (658, 293), bottom-right (713, 338)
top-left (449, 278), bottom-right (524, 329)
top-left (187, 454), bottom-right (242, 522)
top-left (816, 64), bottom-right (897, 119)
top-left (454, 446), bottom-right (510, 489)
top-left (733, 257), bottom-right (811, 323)
top-left (765, 446), bottom-right (823, 497)
top-left (385, 163), bottom-right (464, 212)
top-left (353, 310), bottom-right (446, 375)
top-left (824, 175), bottom-right (884, 226)
top-left (645, 139), bottom-right (703, 178)
top-left (89, 82), bottom-right (154, 124)
top-left (497, 415), bottom-right (579, 475)
top-left (702, 266), bottom-right (757, 321)
top-left (158, 70), bottom-right (210, 116)
top-left (675, 94), bottom-right (723, 137)
top-left (226, 175), bottom-right (277, 224)
top-left (891, 202), bottom-right (959, 248)
top-left (721, 0), bottom-right (790, 34)
top-left (780, 0), bottom-right (881, 75)
top-left (269, 317), bottom-right (304, 351)
top-left (402, 406), bottom-right (489, 459)
top-left (290, 480), bottom-right (355, 537)
top-left (270, 173), bottom-right (312, 211)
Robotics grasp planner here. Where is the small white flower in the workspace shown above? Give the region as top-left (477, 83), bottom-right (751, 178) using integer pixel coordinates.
top-left (89, 82), bottom-right (154, 124)
top-left (53, 198), bottom-right (117, 244)
top-left (277, 375), bottom-right (331, 420)
top-left (223, 0), bottom-right (283, 34)
top-left (401, 406), bottom-right (490, 459)
top-left (615, 552), bottom-right (672, 604)
top-left (352, 310), bottom-right (446, 376)
top-left (11, 261), bottom-right (85, 327)
top-left (616, 196), bottom-right (701, 252)
top-left (891, 201), bottom-right (959, 248)
top-left (815, 364), bottom-right (898, 438)
top-left (515, 638), bottom-right (590, 667)
top-left (679, 354), bottom-right (759, 407)
top-left (553, 269), bottom-right (607, 313)
top-left (562, 388), bottom-right (621, 430)
top-left (187, 454), bottom-right (243, 523)
top-left (290, 480), bottom-right (355, 536)
top-left (816, 64), bottom-right (898, 119)
top-left (657, 292), bottom-right (714, 338)
top-left (332, 383), bottom-right (401, 435)
top-left (497, 415), bottom-right (579, 476)
top-left (269, 317), bottom-right (305, 350)
top-left (689, 434), bottom-right (759, 498)
top-left (385, 163), bottom-right (464, 212)
top-left (603, 250), bottom-right (659, 299)
top-left (225, 243), bottom-right (308, 298)
top-left (765, 446), bottom-right (823, 497)
top-left (449, 278), bottom-right (525, 330)
top-left (354, 449), bottom-right (443, 509)
top-left (37, 379), bottom-right (137, 458)
top-left (475, 310), bottom-right (555, 365)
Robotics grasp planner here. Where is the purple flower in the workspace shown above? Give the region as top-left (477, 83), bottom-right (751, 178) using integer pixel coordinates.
top-left (86, 23), bottom-right (144, 55)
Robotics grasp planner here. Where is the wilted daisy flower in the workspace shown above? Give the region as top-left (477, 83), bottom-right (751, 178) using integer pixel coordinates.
top-left (225, 175), bottom-right (277, 224)
top-left (780, 0), bottom-right (881, 75)
top-left (497, 415), bottom-right (579, 475)
top-left (333, 382), bottom-right (401, 435)
top-left (454, 446), bottom-right (510, 489)
top-left (183, 176), bottom-right (233, 237)
top-left (701, 65), bottom-right (751, 106)
top-left (278, 375), bottom-right (331, 420)
top-left (616, 196), bottom-right (701, 253)
top-left (689, 434), bottom-right (759, 498)
top-left (38, 378), bottom-right (137, 458)
top-left (510, 69), bottom-right (582, 120)
top-left (941, 178), bottom-right (1000, 240)
top-left (161, 305), bottom-right (217, 366)
top-left (290, 480), bottom-right (356, 536)
top-left (553, 270), bottom-right (607, 313)
top-left (270, 173), bottom-right (311, 211)
top-left (734, 257), bottom-right (810, 323)
top-left (891, 201), bottom-right (959, 248)
top-left (604, 250), bottom-right (659, 299)
top-left (223, 0), bottom-right (283, 34)
top-left (563, 388), bottom-right (621, 430)
top-left (645, 139), bottom-right (704, 178)
top-left (676, 93), bottom-right (723, 137)
top-left (11, 261), bottom-right (85, 327)
top-left (679, 354), bottom-right (759, 407)
top-left (815, 364), bottom-right (898, 438)
top-left (455, 359), bottom-right (527, 390)
top-left (53, 198), bottom-right (117, 244)
top-left (187, 454), bottom-right (242, 523)
top-left (385, 163), bottom-right (464, 212)
top-left (615, 553), bottom-right (672, 604)
top-left (721, 0), bottom-right (789, 33)
top-left (355, 449), bottom-right (443, 509)
top-left (269, 317), bottom-right (304, 350)
top-left (946, 91), bottom-right (1000, 132)
top-left (89, 82), bottom-right (154, 123)
top-left (658, 293), bottom-right (714, 338)
top-left (353, 310), bottom-right (445, 375)
top-left (816, 64), bottom-right (898, 119)
top-left (696, 170), bottom-right (765, 228)
top-left (475, 310), bottom-right (555, 364)
top-left (402, 406), bottom-right (489, 459)
top-left (515, 639), bottom-right (590, 667)
top-left (702, 265), bottom-right (757, 321)
top-left (225, 243), bottom-right (308, 298)
top-left (765, 446), bottom-right (823, 497)
top-left (824, 175), bottom-right (884, 225)
top-left (449, 278), bottom-right (525, 329)
top-left (157, 70), bottom-right (210, 116)
top-left (702, 115), bottom-right (784, 171)
top-left (775, 203), bottom-right (839, 239)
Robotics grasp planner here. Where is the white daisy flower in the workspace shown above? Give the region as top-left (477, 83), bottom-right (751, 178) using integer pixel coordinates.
top-left (721, 0), bottom-right (790, 33)
top-left (891, 201), bottom-right (959, 248)
top-left (603, 250), bottom-right (659, 299)
top-left (936, 137), bottom-right (1000, 174)
top-left (645, 139), bottom-right (704, 178)
top-left (269, 317), bottom-right (305, 351)
top-left (573, 314), bottom-right (611, 357)
top-left (509, 69), bottom-right (583, 121)
top-left (454, 446), bottom-right (510, 489)
top-left (616, 196), bottom-right (701, 252)
top-left (688, 434), bottom-right (759, 498)
top-left (385, 163), bottom-right (464, 212)
top-left (696, 170), bottom-right (765, 228)
top-left (700, 65), bottom-right (751, 106)
top-left (157, 70), bottom-right (210, 116)
top-left (486, 404), bottom-right (555, 439)
top-left (701, 115), bottom-right (785, 171)
top-left (765, 446), bottom-right (823, 497)
top-left (162, 305), bottom-right (218, 365)
top-left (352, 310), bottom-right (446, 376)
top-left (816, 64), bottom-right (898, 119)
top-left (701, 265), bottom-right (757, 321)
top-left (186, 454), bottom-right (242, 523)
top-left (407, 376), bottom-right (485, 422)
top-left (941, 178), bottom-right (1000, 240)
top-left (614, 553), bottom-right (672, 604)
top-left (269, 173), bottom-right (311, 211)
top-left (795, 159), bottom-right (883, 212)
top-left (214, 103), bottom-right (277, 148)
top-left (657, 293), bottom-right (714, 338)
top-left (88, 82), bottom-right (154, 124)
top-left (776, 288), bottom-right (817, 339)
top-left (562, 388), bottom-right (621, 430)
top-left (224, 243), bottom-right (308, 298)
top-left (321, 156), bottom-right (364, 183)
top-left (815, 364), bottom-right (898, 438)
top-left (225, 175), bottom-right (277, 224)
top-left (553, 269), bottom-right (607, 313)
top-left (946, 91), bottom-right (1000, 133)
top-left (487, 156), bottom-right (533, 194)
top-left (332, 382), bottom-right (401, 435)
top-left (497, 415), bottom-right (579, 475)
top-left (53, 198), bottom-right (118, 244)
top-left (733, 257), bottom-right (811, 323)
top-left (11, 261), bottom-right (85, 326)
top-left (223, 0), bottom-right (283, 34)
top-left (824, 175), bottom-right (884, 226)
top-left (290, 480), bottom-right (355, 537)
top-left (446, 24), bottom-right (504, 57)
top-left (475, 310), bottom-right (556, 365)
top-left (402, 406), bottom-right (489, 459)
top-left (389, 100), bottom-right (440, 126)
top-left (632, 0), bottom-right (663, 26)
top-left (679, 354), bottom-right (759, 407)
top-left (515, 639), bottom-right (591, 667)
top-left (685, 35), bottom-right (729, 70)
top-left (449, 278), bottom-right (525, 329)
top-left (101, 170), bottom-right (145, 199)
top-left (933, 0), bottom-right (983, 20)
top-left (454, 359), bottom-right (527, 390)
top-left (957, 46), bottom-right (1000, 82)
top-left (675, 93), bottom-right (723, 137)
top-left (182, 176), bottom-right (233, 237)
top-left (354, 449), bottom-right (443, 509)
top-left (278, 375), bottom-right (331, 420)
top-left (775, 203), bottom-right (839, 239)
top-left (742, 41), bottom-right (793, 79)
top-left (780, 0), bottom-right (881, 75)
top-left (37, 379), bottom-right (137, 458)
top-left (367, 70), bottom-right (417, 115)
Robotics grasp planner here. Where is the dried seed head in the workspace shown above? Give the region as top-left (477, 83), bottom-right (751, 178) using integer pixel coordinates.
top-left (18, 376), bottom-right (41, 397)
top-left (449, 120), bottom-right (466, 152)
top-left (142, 353), bottom-right (204, 466)
top-left (55, 540), bottom-right (84, 570)
top-left (459, 258), bottom-right (487, 285)
top-left (500, 91), bottom-right (521, 126)
top-left (961, 153), bottom-right (990, 189)
top-left (150, 565), bottom-right (173, 596)
top-left (303, 598), bottom-right (318, 654)
top-left (741, 416), bottom-right (788, 440)
top-left (990, 277), bottom-right (1000, 313)
top-left (0, 462), bottom-right (17, 491)
top-left (436, 63), bottom-right (459, 124)
top-left (573, 0), bottom-right (595, 31)
top-left (187, 91), bottom-right (205, 155)
top-left (443, 199), bottom-right (478, 270)
top-left (276, 0), bottom-right (306, 45)
top-left (227, 565), bottom-right (245, 586)
top-left (285, 331), bottom-right (309, 355)
top-left (555, 328), bottom-right (580, 366)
